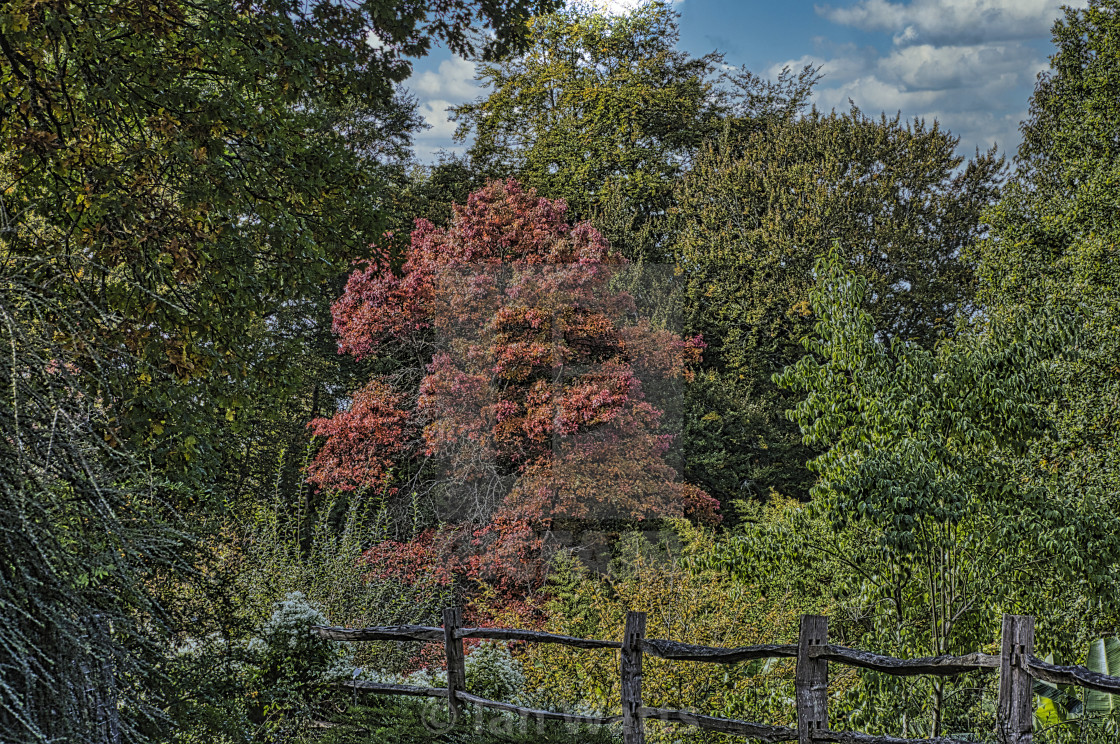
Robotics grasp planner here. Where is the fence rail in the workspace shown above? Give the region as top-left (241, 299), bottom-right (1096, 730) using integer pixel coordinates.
top-left (459, 627), bottom-right (623, 649)
top-left (810, 646), bottom-right (999, 676)
top-left (313, 610), bottom-right (1120, 744)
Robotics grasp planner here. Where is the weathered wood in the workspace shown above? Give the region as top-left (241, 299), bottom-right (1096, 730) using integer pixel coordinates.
top-left (621, 611), bottom-right (647, 744)
top-left (324, 610), bottom-right (1120, 744)
top-left (458, 627), bottom-right (622, 649)
top-left (443, 607), bottom-right (467, 726)
top-left (796, 615), bottom-right (828, 744)
top-left (810, 645), bottom-right (999, 676)
top-left (639, 707), bottom-right (797, 741)
top-left (456, 691), bottom-right (623, 725)
top-left (338, 681), bottom-right (449, 698)
top-left (642, 639), bottom-right (798, 663)
top-left (815, 730), bottom-right (962, 744)
top-left (313, 624), bottom-right (444, 642)
top-left (997, 615), bottom-right (1034, 744)
top-left (1027, 655), bottom-right (1120, 695)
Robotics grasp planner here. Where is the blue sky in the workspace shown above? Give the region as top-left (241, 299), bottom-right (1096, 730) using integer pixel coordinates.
top-left (402, 0), bottom-right (1085, 162)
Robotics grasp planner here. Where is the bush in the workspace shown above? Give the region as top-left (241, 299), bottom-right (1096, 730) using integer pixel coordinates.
top-left (519, 521), bottom-right (810, 743)
top-left (465, 642), bottom-right (526, 704)
top-left (169, 592), bottom-right (351, 743)
top-left (223, 479), bottom-right (455, 674)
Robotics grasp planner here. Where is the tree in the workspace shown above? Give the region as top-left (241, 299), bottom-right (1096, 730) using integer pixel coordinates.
top-left (975, 0), bottom-right (1120, 521)
top-left (391, 154), bottom-right (487, 231)
top-left (526, 523), bottom-right (805, 733)
top-left (308, 179), bottom-right (715, 594)
top-left (0, 1), bottom-right (563, 740)
top-left (450, 1), bottom-right (727, 260)
top-left (0, 262), bottom-right (188, 742)
top-left (725, 249), bottom-right (1120, 738)
top-left (0, 0), bottom-right (561, 481)
top-left (673, 109), bottom-right (1004, 511)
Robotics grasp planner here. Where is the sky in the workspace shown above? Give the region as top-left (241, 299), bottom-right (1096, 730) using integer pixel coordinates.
top-left (403, 0), bottom-right (1087, 163)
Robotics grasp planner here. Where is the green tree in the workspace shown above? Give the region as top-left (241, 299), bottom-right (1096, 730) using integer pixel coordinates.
top-left (392, 154), bottom-right (486, 230)
top-left (450, 0), bottom-right (726, 259)
top-left (674, 110), bottom-right (1004, 511)
top-left (0, 1), bottom-right (563, 740)
top-left (720, 249), bottom-right (1120, 738)
top-left (975, 0), bottom-right (1120, 524)
top-left (0, 0), bottom-right (560, 482)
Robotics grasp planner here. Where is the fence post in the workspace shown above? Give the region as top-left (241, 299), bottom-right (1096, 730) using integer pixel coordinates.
top-left (998, 615), bottom-right (1035, 744)
top-left (443, 607), bottom-right (466, 726)
top-left (621, 610), bottom-right (647, 744)
top-left (796, 615), bottom-right (829, 744)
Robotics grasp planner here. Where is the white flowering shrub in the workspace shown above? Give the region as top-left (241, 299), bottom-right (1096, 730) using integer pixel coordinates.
top-left (250, 591), bottom-right (352, 685)
top-left (168, 632), bottom-right (256, 744)
top-left (401, 666), bottom-right (448, 688)
top-left (465, 642), bottom-right (525, 704)
top-left (312, 639), bottom-right (626, 744)
top-left (360, 640), bottom-right (524, 704)
top-left (169, 592), bottom-right (358, 742)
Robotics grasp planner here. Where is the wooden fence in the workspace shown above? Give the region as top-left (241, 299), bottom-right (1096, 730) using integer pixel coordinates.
top-left (314, 611), bottom-right (1120, 744)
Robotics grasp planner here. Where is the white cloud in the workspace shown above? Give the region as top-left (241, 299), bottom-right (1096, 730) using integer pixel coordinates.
top-left (417, 99), bottom-right (461, 140)
top-left (818, 0), bottom-right (1087, 45)
top-left (366, 29), bottom-right (392, 52)
top-left (773, 46), bottom-right (877, 83)
top-left (411, 96), bottom-right (466, 162)
top-left (877, 42), bottom-right (1041, 91)
top-left (412, 57), bottom-right (478, 99)
top-left (405, 56), bottom-right (480, 161)
top-left (781, 0), bottom-right (1081, 155)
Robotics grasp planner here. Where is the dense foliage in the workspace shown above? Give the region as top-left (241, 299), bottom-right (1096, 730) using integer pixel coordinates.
top-left (764, 250), bottom-right (1120, 737)
top-left (8, 0), bottom-right (1120, 741)
top-left (0, 262), bottom-right (187, 742)
top-left (451, 1), bottom-right (723, 249)
top-left (976, 0), bottom-right (1120, 543)
top-left (675, 110), bottom-right (1003, 511)
top-left (309, 179), bottom-right (713, 596)
top-left (0, 0), bottom-right (561, 741)
top-left (0, 0), bottom-right (560, 478)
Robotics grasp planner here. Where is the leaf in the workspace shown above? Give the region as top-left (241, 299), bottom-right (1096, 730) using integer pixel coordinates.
top-left (1034, 675), bottom-right (1081, 721)
top-left (1085, 637), bottom-right (1120, 718)
top-left (1035, 695), bottom-right (1067, 729)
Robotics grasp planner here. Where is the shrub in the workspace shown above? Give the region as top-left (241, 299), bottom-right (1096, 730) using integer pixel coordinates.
top-left (466, 642), bottom-right (526, 704)
top-left (518, 521), bottom-right (810, 742)
top-left (170, 592), bottom-right (350, 742)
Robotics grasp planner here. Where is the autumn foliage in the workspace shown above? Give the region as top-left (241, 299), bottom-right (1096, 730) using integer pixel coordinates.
top-left (309, 179), bottom-right (716, 595)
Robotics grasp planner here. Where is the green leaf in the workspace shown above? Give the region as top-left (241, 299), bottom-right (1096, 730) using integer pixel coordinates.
top-left (1085, 637), bottom-right (1120, 718)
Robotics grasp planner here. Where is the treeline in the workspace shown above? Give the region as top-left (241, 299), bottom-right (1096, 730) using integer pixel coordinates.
top-left (2, 0), bottom-right (1120, 742)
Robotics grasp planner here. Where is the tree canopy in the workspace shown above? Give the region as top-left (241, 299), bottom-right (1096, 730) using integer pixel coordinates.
top-left (10, 0), bottom-right (1120, 740)
top-left (0, 0), bottom-right (562, 739)
top-left (309, 179), bottom-right (714, 594)
top-left (451, 0), bottom-right (727, 259)
top-left (675, 109), bottom-right (1004, 510)
top-left (976, 0), bottom-right (1120, 512)
top-left (0, 0), bottom-right (560, 478)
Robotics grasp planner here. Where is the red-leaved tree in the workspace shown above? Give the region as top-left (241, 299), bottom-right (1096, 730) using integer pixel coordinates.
top-left (309, 179), bottom-right (716, 596)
